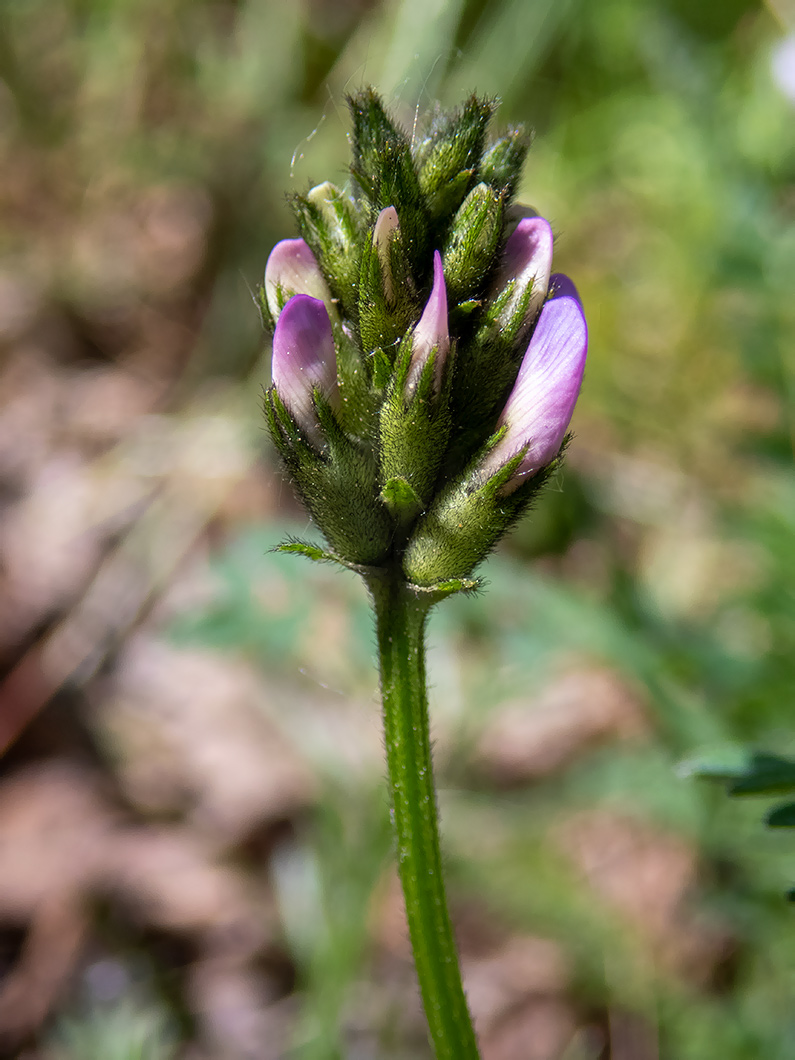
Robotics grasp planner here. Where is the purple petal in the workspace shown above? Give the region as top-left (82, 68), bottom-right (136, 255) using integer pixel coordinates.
top-left (407, 250), bottom-right (449, 394)
top-left (548, 272), bottom-right (581, 304)
top-left (265, 238), bottom-right (332, 319)
top-left (272, 294), bottom-right (338, 440)
top-left (481, 279), bottom-right (587, 489)
top-left (495, 216), bottom-right (554, 331)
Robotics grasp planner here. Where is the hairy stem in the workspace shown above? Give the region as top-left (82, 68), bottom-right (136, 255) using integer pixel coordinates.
top-left (370, 574), bottom-right (480, 1059)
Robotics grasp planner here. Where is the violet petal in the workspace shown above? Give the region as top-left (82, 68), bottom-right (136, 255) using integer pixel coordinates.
top-left (272, 294), bottom-right (338, 441)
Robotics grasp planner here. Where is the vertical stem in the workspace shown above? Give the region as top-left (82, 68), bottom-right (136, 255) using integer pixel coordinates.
top-left (370, 575), bottom-right (480, 1060)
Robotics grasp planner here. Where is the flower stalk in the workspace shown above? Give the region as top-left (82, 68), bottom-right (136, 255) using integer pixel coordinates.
top-left (369, 572), bottom-right (480, 1060)
top-left (261, 87), bottom-right (588, 1058)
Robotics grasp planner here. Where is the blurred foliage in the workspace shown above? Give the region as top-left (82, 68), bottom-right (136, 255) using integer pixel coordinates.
top-left (2, 0), bottom-right (795, 1056)
top-left (50, 996), bottom-right (177, 1060)
top-left (685, 748), bottom-right (795, 899)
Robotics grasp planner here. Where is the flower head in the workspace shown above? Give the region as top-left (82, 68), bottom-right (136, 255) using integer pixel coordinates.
top-left (479, 274), bottom-right (587, 491)
top-left (407, 251), bottom-right (449, 395)
top-left (265, 238), bottom-right (333, 319)
top-left (271, 294), bottom-right (339, 444)
top-left (263, 88), bottom-right (589, 580)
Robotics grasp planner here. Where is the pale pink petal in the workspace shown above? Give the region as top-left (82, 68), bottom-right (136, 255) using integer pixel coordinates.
top-left (407, 250), bottom-right (449, 395)
top-left (272, 294), bottom-right (339, 442)
top-left (265, 239), bottom-right (332, 319)
top-left (372, 206), bottom-right (400, 303)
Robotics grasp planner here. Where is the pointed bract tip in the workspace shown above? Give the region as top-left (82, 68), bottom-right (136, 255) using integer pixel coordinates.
top-left (271, 294), bottom-right (339, 443)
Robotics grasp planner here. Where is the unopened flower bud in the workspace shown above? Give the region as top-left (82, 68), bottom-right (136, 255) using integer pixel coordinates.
top-left (265, 239), bottom-right (333, 320)
top-left (416, 95), bottom-right (496, 219)
top-left (296, 182), bottom-right (361, 314)
top-left (478, 274), bottom-right (587, 491)
top-left (358, 206), bottom-right (419, 356)
top-left (442, 183), bottom-right (504, 303)
top-left (490, 216), bottom-right (554, 342)
top-left (407, 251), bottom-right (449, 395)
top-left (372, 206), bottom-right (401, 304)
top-left (479, 128), bottom-right (531, 197)
top-left (271, 294), bottom-right (339, 444)
top-left (305, 182), bottom-right (358, 248)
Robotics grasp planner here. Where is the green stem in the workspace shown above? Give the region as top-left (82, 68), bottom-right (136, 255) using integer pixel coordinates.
top-left (370, 574), bottom-right (481, 1059)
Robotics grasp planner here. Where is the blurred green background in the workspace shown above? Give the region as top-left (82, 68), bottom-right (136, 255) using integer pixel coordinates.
top-left (1, 0), bottom-right (794, 1057)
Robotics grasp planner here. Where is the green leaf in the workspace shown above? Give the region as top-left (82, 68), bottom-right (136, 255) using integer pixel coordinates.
top-left (728, 753), bottom-right (795, 796)
top-left (683, 749), bottom-right (795, 794)
top-left (766, 802), bottom-right (795, 828)
top-left (679, 746), bottom-right (754, 782)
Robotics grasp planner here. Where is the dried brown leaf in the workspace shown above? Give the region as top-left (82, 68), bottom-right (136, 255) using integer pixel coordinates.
top-left (475, 667), bottom-right (649, 783)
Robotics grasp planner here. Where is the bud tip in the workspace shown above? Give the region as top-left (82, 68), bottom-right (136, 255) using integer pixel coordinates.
top-left (272, 294), bottom-right (339, 441)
